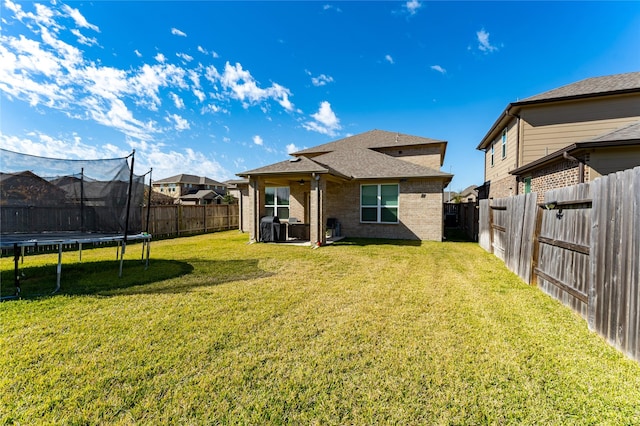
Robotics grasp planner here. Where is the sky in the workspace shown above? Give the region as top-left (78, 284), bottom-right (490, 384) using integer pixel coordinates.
top-left (1, 1), bottom-right (639, 192)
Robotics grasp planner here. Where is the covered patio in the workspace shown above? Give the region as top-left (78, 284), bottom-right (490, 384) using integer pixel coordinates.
top-left (237, 156), bottom-right (350, 246)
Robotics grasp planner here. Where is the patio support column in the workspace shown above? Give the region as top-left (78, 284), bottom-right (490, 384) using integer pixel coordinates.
top-left (310, 174), bottom-right (327, 246)
top-left (248, 177), bottom-right (264, 242)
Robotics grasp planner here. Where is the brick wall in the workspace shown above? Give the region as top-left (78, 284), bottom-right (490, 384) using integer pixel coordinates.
top-left (518, 155), bottom-right (590, 203)
top-left (325, 179), bottom-right (444, 241)
top-left (488, 175), bottom-right (518, 199)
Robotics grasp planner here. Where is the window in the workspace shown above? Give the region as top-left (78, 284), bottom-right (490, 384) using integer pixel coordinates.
top-left (265, 187), bottom-right (290, 219)
top-left (524, 177), bottom-right (532, 194)
top-left (361, 184), bottom-right (399, 223)
top-left (490, 144), bottom-right (494, 167)
top-left (501, 128), bottom-right (507, 159)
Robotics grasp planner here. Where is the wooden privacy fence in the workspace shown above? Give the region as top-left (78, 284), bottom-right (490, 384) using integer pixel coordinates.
top-left (144, 204), bottom-right (239, 238)
top-left (444, 202), bottom-right (479, 241)
top-left (479, 166), bottom-right (640, 362)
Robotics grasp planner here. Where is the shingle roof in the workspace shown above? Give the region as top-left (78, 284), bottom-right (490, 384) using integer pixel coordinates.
top-left (586, 120), bottom-right (640, 143)
top-left (477, 72), bottom-right (640, 150)
top-left (520, 72), bottom-right (640, 103)
top-left (293, 129), bottom-right (445, 155)
top-left (237, 129), bottom-right (451, 183)
top-left (237, 156), bottom-right (329, 176)
top-left (312, 149), bottom-right (451, 179)
top-left (153, 174), bottom-right (225, 186)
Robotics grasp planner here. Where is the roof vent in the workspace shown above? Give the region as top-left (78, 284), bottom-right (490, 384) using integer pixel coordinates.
top-left (289, 157), bottom-right (301, 162)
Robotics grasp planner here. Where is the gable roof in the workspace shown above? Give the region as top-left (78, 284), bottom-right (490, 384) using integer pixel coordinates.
top-left (294, 129), bottom-right (446, 154)
top-left (153, 174), bottom-right (225, 186)
top-left (311, 148), bottom-right (450, 179)
top-left (180, 189), bottom-right (223, 200)
top-left (237, 129), bottom-right (452, 183)
top-left (477, 72), bottom-right (640, 150)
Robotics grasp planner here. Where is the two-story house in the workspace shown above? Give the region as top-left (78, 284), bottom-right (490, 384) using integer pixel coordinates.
top-left (152, 174), bottom-right (227, 204)
top-left (477, 72), bottom-right (640, 200)
top-left (236, 129), bottom-right (453, 244)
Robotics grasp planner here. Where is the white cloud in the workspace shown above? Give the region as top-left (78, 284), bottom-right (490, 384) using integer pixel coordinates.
top-left (303, 101), bottom-right (341, 137)
top-left (166, 113), bottom-right (190, 131)
top-left (62, 4), bottom-right (100, 32)
top-left (477, 28), bottom-right (498, 53)
top-left (214, 62), bottom-right (294, 111)
top-left (430, 65), bottom-right (446, 74)
top-left (134, 49), bottom-right (142, 58)
top-left (70, 29), bottom-right (98, 46)
top-left (310, 73), bottom-right (334, 87)
top-left (154, 53), bottom-right (166, 63)
top-left (0, 130), bottom-right (126, 160)
top-left (170, 92), bottom-right (185, 109)
top-left (176, 52), bottom-right (193, 62)
top-left (253, 135), bottom-right (263, 146)
top-left (197, 46), bottom-right (219, 58)
top-left (286, 143), bottom-right (299, 154)
top-left (323, 4), bottom-right (342, 12)
top-left (404, 0), bottom-right (422, 16)
top-left (171, 27), bottom-right (187, 37)
top-left (193, 88), bottom-right (206, 102)
top-left (385, 54), bottom-right (394, 64)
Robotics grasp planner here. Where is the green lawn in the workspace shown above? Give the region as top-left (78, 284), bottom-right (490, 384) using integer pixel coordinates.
top-left (1, 231), bottom-right (639, 424)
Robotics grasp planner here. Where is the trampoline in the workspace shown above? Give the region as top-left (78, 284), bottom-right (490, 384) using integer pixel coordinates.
top-left (1, 148), bottom-right (152, 299)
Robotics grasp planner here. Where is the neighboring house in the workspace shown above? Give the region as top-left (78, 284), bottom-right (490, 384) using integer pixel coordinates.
top-left (152, 174), bottom-right (227, 203)
top-left (236, 129), bottom-right (453, 244)
top-left (179, 189), bottom-right (224, 205)
top-left (445, 185), bottom-right (478, 203)
top-left (476, 72), bottom-right (640, 200)
top-left (459, 185), bottom-right (478, 203)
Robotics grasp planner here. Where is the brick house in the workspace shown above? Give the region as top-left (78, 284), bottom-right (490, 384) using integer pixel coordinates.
top-left (476, 72), bottom-right (640, 200)
top-left (151, 174), bottom-right (227, 204)
top-left (235, 130), bottom-right (453, 244)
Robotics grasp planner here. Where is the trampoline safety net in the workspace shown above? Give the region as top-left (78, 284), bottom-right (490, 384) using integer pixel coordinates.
top-left (1, 148), bottom-right (145, 235)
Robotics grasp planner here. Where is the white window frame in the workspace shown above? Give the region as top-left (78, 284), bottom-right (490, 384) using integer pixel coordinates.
top-left (360, 184), bottom-right (399, 224)
top-left (501, 128), bottom-right (507, 159)
top-left (265, 186), bottom-right (290, 219)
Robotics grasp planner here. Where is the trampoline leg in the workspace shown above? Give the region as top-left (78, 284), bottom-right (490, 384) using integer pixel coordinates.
top-left (145, 240), bottom-right (150, 270)
top-left (13, 244), bottom-right (21, 298)
top-left (79, 242), bottom-right (83, 263)
top-left (53, 243), bottom-right (62, 294)
top-left (21, 246), bottom-right (25, 264)
top-left (118, 242), bottom-right (126, 278)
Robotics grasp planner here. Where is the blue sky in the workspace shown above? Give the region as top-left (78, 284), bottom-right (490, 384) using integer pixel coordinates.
top-left (1, 1), bottom-right (639, 191)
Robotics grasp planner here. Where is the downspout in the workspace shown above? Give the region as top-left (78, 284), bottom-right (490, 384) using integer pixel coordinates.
top-left (563, 152), bottom-right (585, 184)
top-left (506, 110), bottom-right (521, 194)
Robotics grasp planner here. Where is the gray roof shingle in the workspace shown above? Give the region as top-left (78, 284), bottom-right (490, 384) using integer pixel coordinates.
top-left (585, 120), bottom-right (640, 143)
top-left (237, 129), bottom-right (451, 182)
top-left (154, 174), bottom-right (226, 186)
top-left (293, 129), bottom-right (445, 155)
top-left (312, 149), bottom-right (451, 179)
top-left (520, 72), bottom-right (640, 103)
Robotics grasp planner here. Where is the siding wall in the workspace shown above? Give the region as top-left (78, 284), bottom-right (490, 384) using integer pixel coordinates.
top-left (484, 118), bottom-right (519, 185)
top-left (520, 96), bottom-right (640, 165)
top-left (377, 145), bottom-right (443, 169)
top-left (589, 146), bottom-right (640, 178)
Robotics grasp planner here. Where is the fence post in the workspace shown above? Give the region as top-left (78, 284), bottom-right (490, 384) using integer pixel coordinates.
top-left (488, 204), bottom-right (494, 254)
top-left (529, 205), bottom-right (543, 286)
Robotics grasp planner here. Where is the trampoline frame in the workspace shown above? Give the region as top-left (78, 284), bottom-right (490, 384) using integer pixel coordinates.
top-left (1, 232), bottom-right (151, 299)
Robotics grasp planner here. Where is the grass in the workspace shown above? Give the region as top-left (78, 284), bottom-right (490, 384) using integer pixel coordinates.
top-left (1, 231), bottom-right (640, 424)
